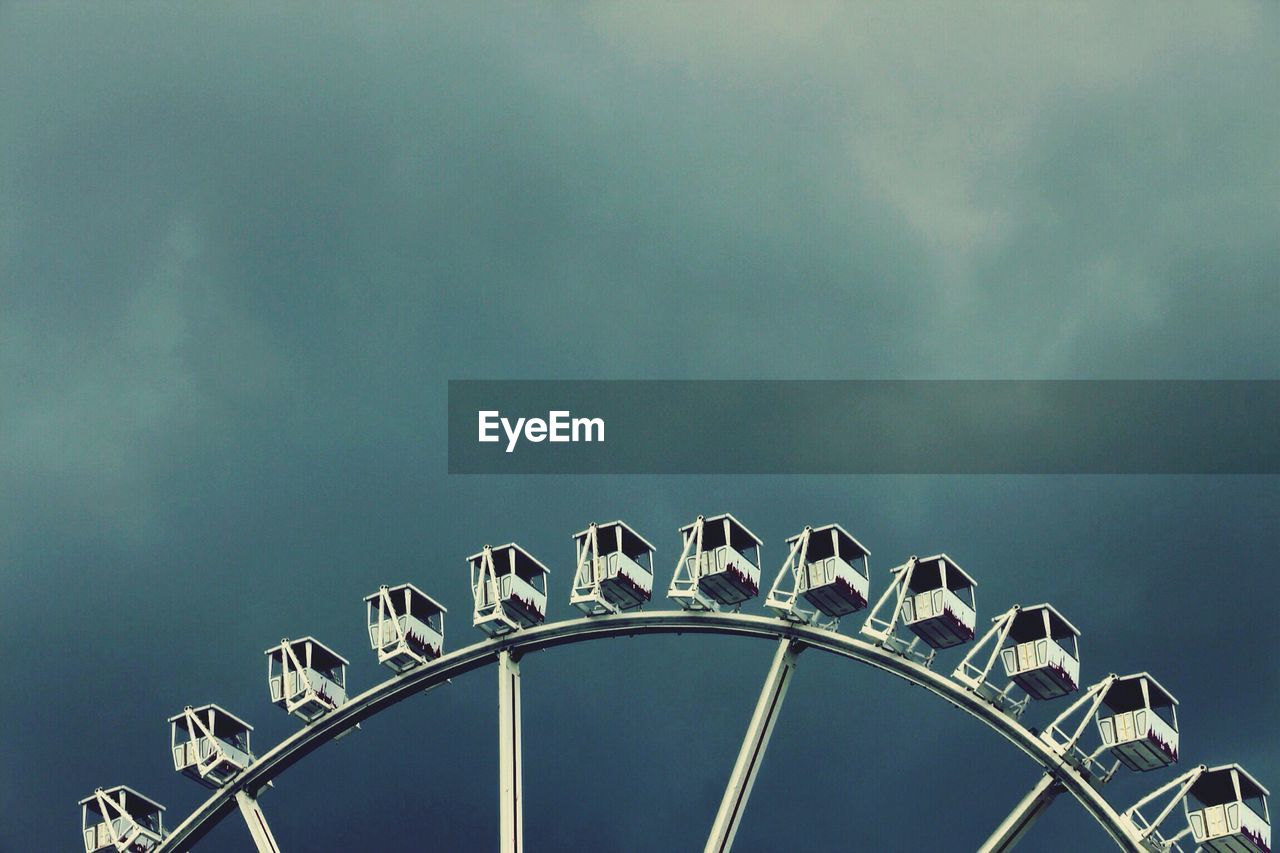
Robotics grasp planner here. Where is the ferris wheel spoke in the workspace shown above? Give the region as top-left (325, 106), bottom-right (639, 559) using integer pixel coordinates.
top-left (979, 774), bottom-right (1063, 853)
top-left (234, 790), bottom-right (282, 853)
top-left (705, 637), bottom-right (803, 853)
top-left (498, 649), bottom-right (524, 853)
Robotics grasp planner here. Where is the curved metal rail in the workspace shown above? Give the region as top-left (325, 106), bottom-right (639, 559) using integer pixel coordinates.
top-left (157, 611), bottom-right (1144, 851)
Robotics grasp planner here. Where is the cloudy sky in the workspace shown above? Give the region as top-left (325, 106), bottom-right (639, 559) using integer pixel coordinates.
top-left (2, 3), bottom-right (1277, 850)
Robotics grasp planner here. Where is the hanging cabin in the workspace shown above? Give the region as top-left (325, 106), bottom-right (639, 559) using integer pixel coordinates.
top-left (792, 524), bottom-right (870, 618)
top-left (571, 520), bottom-right (656, 615)
top-left (169, 704), bottom-right (254, 787)
top-left (1095, 673), bottom-right (1179, 771)
top-left (998, 604), bottom-right (1081, 700)
top-left (265, 636), bottom-right (349, 723)
top-left (899, 554), bottom-right (977, 649)
top-left (471, 543), bottom-right (551, 636)
top-left (1185, 764), bottom-right (1271, 853)
top-left (80, 786), bottom-right (166, 852)
top-left (670, 514), bottom-right (763, 610)
top-left (366, 583), bottom-right (446, 673)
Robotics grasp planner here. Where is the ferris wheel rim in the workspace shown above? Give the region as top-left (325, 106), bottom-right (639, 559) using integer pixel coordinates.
top-left (155, 609), bottom-right (1143, 852)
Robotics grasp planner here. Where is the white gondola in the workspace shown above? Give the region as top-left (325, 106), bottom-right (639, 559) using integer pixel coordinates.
top-left (669, 513), bottom-right (763, 611)
top-left (80, 785), bottom-right (166, 852)
top-left (766, 524), bottom-right (869, 627)
top-left (1096, 673), bottom-right (1179, 771)
top-left (571, 520), bottom-right (656, 615)
top-left (863, 554), bottom-right (976, 667)
top-left (954, 603), bottom-right (1081, 716)
top-left (471, 543), bottom-right (551, 636)
top-left (1185, 764), bottom-right (1271, 853)
top-left (899, 555), bottom-right (977, 649)
top-left (366, 583), bottom-right (446, 673)
top-left (168, 704), bottom-right (254, 788)
top-left (265, 636), bottom-right (349, 724)
top-left (999, 604), bottom-right (1081, 700)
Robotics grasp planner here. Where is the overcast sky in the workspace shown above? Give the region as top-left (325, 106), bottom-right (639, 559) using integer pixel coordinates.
top-left (2, 4), bottom-right (1277, 851)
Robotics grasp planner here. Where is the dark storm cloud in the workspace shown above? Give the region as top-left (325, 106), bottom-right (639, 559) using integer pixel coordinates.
top-left (1, 3), bottom-right (1277, 851)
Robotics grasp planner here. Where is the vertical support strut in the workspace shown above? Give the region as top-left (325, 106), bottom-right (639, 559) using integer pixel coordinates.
top-left (979, 774), bottom-right (1064, 852)
top-left (235, 790), bottom-right (282, 853)
top-left (705, 638), bottom-right (802, 853)
top-left (498, 649), bottom-right (523, 853)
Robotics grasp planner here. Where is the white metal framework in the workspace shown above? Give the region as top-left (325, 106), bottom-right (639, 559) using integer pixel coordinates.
top-left (1124, 764), bottom-right (1211, 850)
top-left (1039, 674), bottom-right (1124, 781)
top-left (85, 515), bottom-right (1268, 853)
top-left (982, 671), bottom-right (1184, 851)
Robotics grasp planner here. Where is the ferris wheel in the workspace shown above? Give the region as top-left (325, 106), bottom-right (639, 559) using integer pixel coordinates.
top-left (80, 514), bottom-right (1271, 853)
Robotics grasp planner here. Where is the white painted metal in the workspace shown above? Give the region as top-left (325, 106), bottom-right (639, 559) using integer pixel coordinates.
top-left (365, 583), bottom-right (446, 673)
top-left (169, 704), bottom-right (254, 788)
top-left (765, 524), bottom-right (869, 629)
top-left (80, 785), bottom-right (166, 852)
top-left (984, 671), bottom-right (1188, 850)
top-left (264, 637), bottom-right (349, 723)
top-left (571, 520), bottom-right (656, 615)
top-left (862, 554), bottom-right (915, 642)
top-left (498, 649), bottom-right (523, 853)
top-left (155, 612), bottom-right (1150, 853)
top-left (235, 790), bottom-right (281, 853)
top-left (1123, 765), bottom-right (1207, 850)
top-left (669, 514), bottom-right (763, 611)
top-left (705, 638), bottom-right (801, 853)
top-left (1039, 674), bottom-right (1123, 782)
top-left (953, 606), bottom-right (1030, 717)
top-left (981, 675), bottom-right (1126, 852)
top-left (979, 774), bottom-right (1064, 853)
top-left (472, 544), bottom-right (551, 636)
top-left (860, 555), bottom-right (934, 666)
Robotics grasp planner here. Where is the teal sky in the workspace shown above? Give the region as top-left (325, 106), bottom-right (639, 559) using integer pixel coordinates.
top-left (2, 4), bottom-right (1277, 850)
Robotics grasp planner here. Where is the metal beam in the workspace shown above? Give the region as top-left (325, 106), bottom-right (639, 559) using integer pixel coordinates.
top-left (498, 649), bottom-right (523, 853)
top-left (979, 774), bottom-right (1063, 852)
top-left (705, 638), bottom-right (801, 853)
top-left (157, 612), bottom-right (1146, 852)
top-left (235, 790), bottom-right (281, 853)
